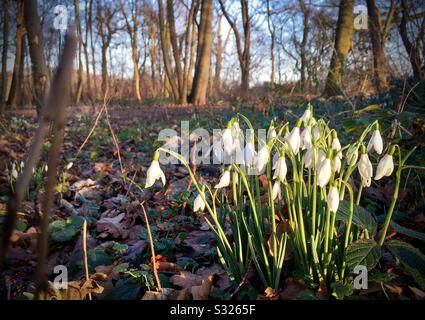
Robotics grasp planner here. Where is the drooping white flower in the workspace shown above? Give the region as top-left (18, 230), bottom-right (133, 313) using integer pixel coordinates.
top-left (317, 158), bottom-right (331, 188)
top-left (312, 125), bottom-right (320, 141)
top-left (375, 154), bottom-right (394, 180)
top-left (234, 138), bottom-right (245, 166)
top-left (244, 141), bottom-right (257, 167)
top-left (300, 127), bottom-right (312, 150)
top-left (193, 191), bottom-right (206, 212)
top-left (268, 125), bottom-right (277, 141)
top-left (222, 128), bottom-right (233, 155)
top-left (304, 147), bottom-right (314, 169)
top-left (300, 108), bottom-right (311, 124)
top-left (287, 127), bottom-right (301, 155)
top-left (332, 137), bottom-right (342, 159)
top-left (358, 153), bottom-right (373, 187)
top-left (11, 167), bottom-right (18, 179)
top-left (333, 156), bottom-right (341, 173)
top-left (316, 149), bottom-right (326, 167)
top-left (145, 160), bottom-right (166, 188)
top-left (273, 155), bottom-right (287, 182)
top-left (272, 181), bottom-right (282, 201)
top-left (256, 144), bottom-right (269, 173)
top-left (327, 186), bottom-right (340, 213)
top-left (367, 130), bottom-right (383, 155)
top-left (348, 150), bottom-right (358, 166)
top-left (215, 170), bottom-right (231, 188)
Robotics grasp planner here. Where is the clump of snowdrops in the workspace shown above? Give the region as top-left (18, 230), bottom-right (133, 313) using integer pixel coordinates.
top-left (145, 105), bottom-right (419, 291)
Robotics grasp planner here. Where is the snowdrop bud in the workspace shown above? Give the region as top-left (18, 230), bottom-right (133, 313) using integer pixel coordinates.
top-left (367, 127), bottom-right (383, 155)
top-left (11, 168), bottom-right (18, 179)
top-left (375, 152), bottom-right (394, 180)
top-left (222, 128), bottom-right (233, 155)
top-left (20, 161), bottom-right (25, 169)
top-left (145, 156), bottom-right (166, 188)
top-left (256, 144), bottom-right (269, 173)
top-left (272, 181), bottom-right (282, 201)
top-left (193, 191), bottom-right (206, 212)
top-left (268, 124), bottom-right (277, 141)
top-left (358, 148), bottom-right (373, 187)
top-left (317, 154), bottom-right (332, 188)
top-left (273, 155), bottom-right (287, 182)
top-left (215, 169), bottom-right (231, 188)
top-left (287, 123), bottom-right (301, 155)
top-left (327, 185), bottom-right (340, 213)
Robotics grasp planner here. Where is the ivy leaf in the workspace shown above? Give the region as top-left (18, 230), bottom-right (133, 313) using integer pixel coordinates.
top-left (345, 239), bottom-right (381, 272)
top-left (390, 221), bottom-right (425, 241)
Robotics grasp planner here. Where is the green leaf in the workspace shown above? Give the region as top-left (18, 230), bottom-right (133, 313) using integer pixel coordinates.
top-left (113, 263), bottom-right (130, 273)
top-left (390, 221), bottom-right (425, 241)
top-left (112, 243), bottom-right (129, 252)
top-left (50, 216), bottom-right (86, 242)
top-left (386, 240), bottom-right (425, 290)
top-left (15, 219), bottom-right (27, 232)
top-left (336, 201), bottom-right (377, 235)
top-left (86, 249), bottom-right (112, 273)
top-left (103, 280), bottom-right (140, 300)
top-left (368, 269), bottom-right (399, 283)
top-left (331, 281), bottom-right (354, 300)
top-left (345, 239), bottom-right (380, 272)
top-left (294, 289), bottom-right (320, 300)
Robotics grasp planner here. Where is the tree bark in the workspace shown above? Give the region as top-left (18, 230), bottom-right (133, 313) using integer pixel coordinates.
top-left (74, 0), bottom-right (84, 104)
top-left (323, 0), bottom-right (354, 97)
top-left (399, 0), bottom-right (425, 80)
top-left (299, 0), bottom-right (310, 94)
top-left (189, 0), bottom-right (213, 105)
top-left (0, 0), bottom-right (9, 112)
top-left (366, 0), bottom-right (394, 93)
top-left (24, 0), bottom-right (49, 117)
top-left (8, 0), bottom-right (26, 109)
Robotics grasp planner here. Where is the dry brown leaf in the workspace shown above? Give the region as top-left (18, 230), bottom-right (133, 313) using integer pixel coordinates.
top-left (279, 277), bottom-right (308, 300)
top-left (257, 287), bottom-right (279, 300)
top-left (316, 279), bottom-right (329, 300)
top-left (409, 286), bottom-right (425, 300)
top-left (170, 271), bottom-right (203, 289)
top-left (191, 275), bottom-right (213, 300)
top-left (177, 288), bottom-right (190, 300)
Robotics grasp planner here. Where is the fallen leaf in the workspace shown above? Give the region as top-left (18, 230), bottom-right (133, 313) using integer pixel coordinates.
top-left (191, 275), bottom-right (213, 300)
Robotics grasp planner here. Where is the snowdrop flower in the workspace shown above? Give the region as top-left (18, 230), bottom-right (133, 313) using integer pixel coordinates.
top-left (256, 144), bottom-right (269, 173)
top-left (316, 149), bottom-right (326, 167)
top-left (11, 167), bottom-right (18, 179)
top-left (287, 122), bottom-right (301, 155)
top-left (145, 155), bottom-right (166, 188)
top-left (300, 107), bottom-right (311, 124)
top-left (300, 127), bottom-right (312, 150)
top-left (333, 156), bottom-right (341, 173)
top-left (222, 128), bottom-right (233, 155)
top-left (272, 181), bottom-right (282, 201)
top-left (304, 147), bottom-right (314, 169)
top-left (317, 154), bottom-right (332, 188)
top-left (215, 169), bottom-right (231, 188)
top-left (358, 148), bottom-right (373, 187)
top-left (375, 150), bottom-right (394, 180)
top-left (348, 149), bottom-right (358, 166)
top-left (327, 185), bottom-right (340, 213)
top-left (193, 190), bottom-right (206, 212)
top-left (234, 138), bottom-right (245, 165)
top-left (267, 124), bottom-right (277, 141)
top-left (244, 141), bottom-right (257, 167)
top-left (367, 127), bottom-right (383, 155)
top-left (331, 133), bottom-right (342, 159)
top-left (273, 155), bottom-right (287, 182)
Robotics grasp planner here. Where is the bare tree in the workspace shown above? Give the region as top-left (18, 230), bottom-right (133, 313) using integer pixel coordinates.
top-left (218, 0), bottom-right (251, 101)
top-left (189, 0), bottom-right (214, 105)
top-left (24, 0), bottom-right (49, 117)
top-left (323, 0), bottom-right (354, 97)
top-left (0, 0), bottom-right (9, 112)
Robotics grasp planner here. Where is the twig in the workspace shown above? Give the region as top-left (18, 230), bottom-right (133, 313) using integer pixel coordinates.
top-left (34, 31), bottom-right (77, 299)
top-left (141, 202), bottom-right (162, 292)
top-left (226, 259), bottom-right (252, 300)
top-left (104, 102), bottom-right (123, 173)
top-left (82, 219), bottom-right (92, 300)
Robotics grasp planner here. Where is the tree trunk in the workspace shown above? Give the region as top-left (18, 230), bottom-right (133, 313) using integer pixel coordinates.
top-left (158, 0), bottom-right (180, 102)
top-left (8, 0), bottom-right (25, 109)
top-left (0, 0), bottom-right (9, 112)
top-left (300, 0), bottom-right (310, 94)
top-left (24, 0), bottom-right (49, 117)
top-left (189, 0), bottom-right (213, 105)
top-left (399, 0), bottom-right (425, 80)
top-left (74, 0), bottom-right (84, 104)
top-left (101, 43), bottom-right (108, 96)
top-left (366, 0), bottom-right (394, 93)
top-left (323, 0), bottom-right (354, 97)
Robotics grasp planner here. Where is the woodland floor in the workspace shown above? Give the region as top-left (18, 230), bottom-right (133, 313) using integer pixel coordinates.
top-left (1, 100), bottom-right (425, 300)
